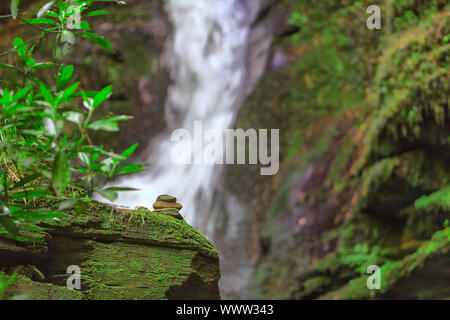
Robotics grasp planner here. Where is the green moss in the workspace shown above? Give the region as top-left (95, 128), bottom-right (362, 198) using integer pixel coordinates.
top-left (244, 1), bottom-right (449, 300)
top-left (414, 188), bottom-right (450, 212)
top-left (302, 276), bottom-right (332, 296)
top-left (362, 11), bottom-right (450, 163)
top-left (319, 227), bottom-right (450, 300)
top-left (2, 273), bottom-right (84, 300)
top-left (326, 135), bottom-right (355, 190)
top-left (81, 242), bottom-right (203, 300)
top-left (1, 188), bottom-right (220, 300)
top-left (31, 196), bottom-right (217, 258)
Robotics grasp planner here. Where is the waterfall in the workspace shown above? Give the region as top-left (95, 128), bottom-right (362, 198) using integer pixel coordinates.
top-left (107, 0), bottom-right (261, 225)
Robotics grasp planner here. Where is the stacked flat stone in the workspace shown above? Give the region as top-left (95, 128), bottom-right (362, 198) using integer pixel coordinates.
top-left (153, 195), bottom-right (183, 220)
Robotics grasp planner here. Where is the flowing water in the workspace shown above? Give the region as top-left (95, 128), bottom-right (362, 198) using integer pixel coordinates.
top-left (107, 0), bottom-right (261, 226)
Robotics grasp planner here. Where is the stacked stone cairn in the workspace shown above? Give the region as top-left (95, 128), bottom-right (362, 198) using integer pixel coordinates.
top-left (153, 195), bottom-right (183, 220)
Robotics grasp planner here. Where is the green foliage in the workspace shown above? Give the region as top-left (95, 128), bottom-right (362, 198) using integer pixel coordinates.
top-left (244, 1), bottom-right (450, 300)
top-left (415, 188), bottom-right (450, 212)
top-left (389, 1), bottom-right (445, 31)
top-left (0, 272), bottom-right (17, 300)
top-left (338, 243), bottom-right (392, 274)
top-left (0, 1), bottom-right (145, 244)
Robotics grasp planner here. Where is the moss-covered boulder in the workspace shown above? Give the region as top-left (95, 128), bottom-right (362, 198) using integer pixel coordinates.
top-left (0, 196), bottom-right (221, 300)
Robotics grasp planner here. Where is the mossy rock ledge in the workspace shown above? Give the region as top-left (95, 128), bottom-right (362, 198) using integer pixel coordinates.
top-left (0, 195), bottom-right (221, 300)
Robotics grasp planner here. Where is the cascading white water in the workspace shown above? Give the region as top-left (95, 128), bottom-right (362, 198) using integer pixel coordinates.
top-left (107, 0), bottom-right (261, 225)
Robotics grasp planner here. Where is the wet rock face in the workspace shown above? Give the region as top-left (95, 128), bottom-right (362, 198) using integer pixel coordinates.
top-left (224, 1), bottom-right (450, 300)
top-left (1, 197), bottom-right (221, 300)
top-left (243, 0), bottom-right (292, 97)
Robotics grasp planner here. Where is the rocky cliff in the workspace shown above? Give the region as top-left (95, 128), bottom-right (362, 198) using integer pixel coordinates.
top-left (221, 0), bottom-right (450, 299)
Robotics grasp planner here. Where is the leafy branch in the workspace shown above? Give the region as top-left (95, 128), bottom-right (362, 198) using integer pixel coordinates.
top-left (0, 0), bottom-right (144, 241)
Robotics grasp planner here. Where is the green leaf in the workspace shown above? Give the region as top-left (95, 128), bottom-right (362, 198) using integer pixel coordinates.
top-left (84, 10), bottom-right (109, 17)
top-left (52, 151), bottom-right (70, 196)
top-left (45, 11), bottom-right (58, 18)
top-left (64, 111), bottom-right (84, 127)
top-left (108, 115), bottom-right (133, 122)
top-left (11, 173), bottom-right (41, 190)
top-left (12, 86), bottom-right (31, 102)
top-left (39, 83), bottom-right (54, 105)
top-left (115, 164), bottom-right (146, 176)
top-left (58, 81), bottom-right (79, 103)
top-left (33, 62), bottom-right (59, 69)
top-left (0, 271), bottom-right (17, 300)
top-left (0, 216), bottom-right (19, 236)
top-left (77, 152), bottom-right (90, 166)
top-left (98, 188), bottom-right (118, 202)
top-left (80, 145), bottom-right (125, 160)
top-left (88, 115), bottom-right (132, 132)
top-left (22, 18), bottom-right (57, 25)
top-left (13, 37), bottom-right (27, 57)
top-left (6, 271), bottom-right (17, 287)
top-left (61, 65), bottom-right (74, 80)
top-left (80, 21), bottom-right (91, 31)
top-left (93, 85), bottom-right (112, 108)
top-left (87, 119), bottom-right (119, 132)
top-left (57, 65), bottom-right (74, 89)
top-left (76, 32), bottom-right (115, 53)
top-left (73, 90), bottom-right (97, 98)
top-left (121, 143), bottom-right (138, 159)
top-left (10, 0), bottom-right (19, 20)
top-left (98, 187), bottom-right (137, 202)
top-left (0, 63), bottom-right (15, 69)
top-left (26, 57), bottom-right (36, 67)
